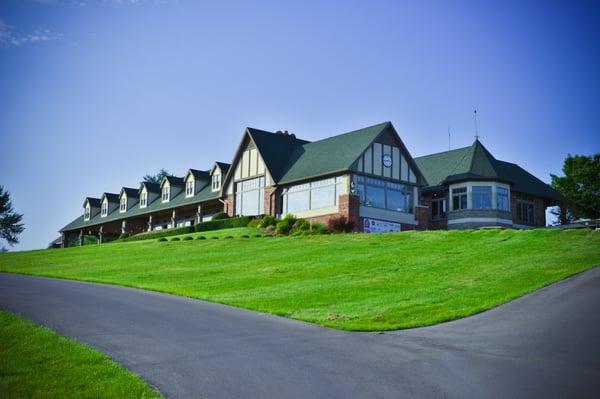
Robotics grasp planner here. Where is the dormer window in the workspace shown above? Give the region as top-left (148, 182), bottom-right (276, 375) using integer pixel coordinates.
top-left (162, 186), bottom-right (170, 202)
top-left (212, 174), bottom-right (221, 191)
top-left (101, 201), bottom-right (108, 217)
top-left (120, 196), bottom-right (127, 212)
top-left (84, 206), bottom-right (91, 221)
top-left (140, 191), bottom-right (147, 208)
top-left (186, 179), bottom-right (194, 197)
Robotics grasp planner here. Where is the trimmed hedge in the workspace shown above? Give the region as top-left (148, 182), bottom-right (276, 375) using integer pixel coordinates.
top-left (121, 226), bottom-right (195, 242)
top-left (194, 216), bottom-right (252, 232)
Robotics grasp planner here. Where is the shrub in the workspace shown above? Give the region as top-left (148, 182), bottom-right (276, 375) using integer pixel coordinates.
top-left (170, 237), bottom-right (180, 241)
top-left (276, 214), bottom-right (297, 236)
top-left (157, 238), bottom-right (168, 242)
top-left (122, 226), bottom-right (195, 242)
top-left (211, 212), bottom-right (230, 220)
top-left (183, 236), bottom-right (193, 241)
top-left (231, 216), bottom-right (251, 228)
top-left (247, 218), bottom-right (261, 228)
top-left (241, 235), bottom-right (250, 238)
top-left (259, 215), bottom-right (277, 229)
top-left (254, 234), bottom-right (262, 238)
top-left (224, 236), bottom-right (234, 239)
top-left (327, 215), bottom-right (355, 233)
top-left (211, 236), bottom-right (219, 239)
top-left (196, 236), bottom-right (206, 240)
top-left (311, 222), bottom-right (329, 235)
top-left (291, 219), bottom-right (311, 236)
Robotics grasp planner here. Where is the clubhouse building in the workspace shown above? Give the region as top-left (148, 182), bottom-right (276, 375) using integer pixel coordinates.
top-left (60, 122), bottom-right (561, 244)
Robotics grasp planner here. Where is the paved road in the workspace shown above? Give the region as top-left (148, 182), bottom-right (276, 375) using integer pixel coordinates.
top-left (1, 269), bottom-right (599, 399)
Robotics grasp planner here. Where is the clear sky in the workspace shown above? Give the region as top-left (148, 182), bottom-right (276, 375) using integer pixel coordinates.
top-left (1, 0), bottom-right (599, 250)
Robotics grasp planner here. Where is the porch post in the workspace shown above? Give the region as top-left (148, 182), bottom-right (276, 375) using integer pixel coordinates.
top-left (147, 215), bottom-right (153, 232)
top-left (121, 220), bottom-right (128, 235)
top-left (61, 232), bottom-right (66, 248)
top-left (98, 225), bottom-right (104, 244)
top-left (196, 204), bottom-right (202, 224)
top-left (79, 230), bottom-right (84, 246)
top-left (171, 210), bottom-right (177, 228)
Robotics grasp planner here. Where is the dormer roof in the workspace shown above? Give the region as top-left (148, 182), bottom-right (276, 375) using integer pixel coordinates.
top-left (139, 182), bottom-right (161, 193)
top-left (161, 176), bottom-right (184, 187)
top-left (83, 197), bottom-right (101, 208)
top-left (120, 187), bottom-right (139, 198)
top-left (100, 193), bottom-right (120, 203)
top-left (213, 162), bottom-right (231, 174)
top-left (186, 169), bottom-right (210, 181)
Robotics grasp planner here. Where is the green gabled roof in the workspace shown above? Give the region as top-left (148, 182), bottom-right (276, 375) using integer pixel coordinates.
top-left (121, 187), bottom-right (139, 198)
top-left (246, 128), bottom-right (308, 181)
top-left (414, 140), bottom-right (561, 201)
top-left (277, 122), bottom-right (390, 184)
top-left (60, 183), bottom-right (220, 233)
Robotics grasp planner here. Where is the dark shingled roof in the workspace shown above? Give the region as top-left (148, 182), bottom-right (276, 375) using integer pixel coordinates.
top-left (163, 176), bottom-right (184, 186)
top-left (188, 169), bottom-right (210, 180)
top-left (277, 122), bottom-right (390, 184)
top-left (83, 197), bottom-right (101, 207)
top-left (140, 182), bottom-right (161, 193)
top-left (214, 162), bottom-right (231, 174)
top-left (61, 183), bottom-right (220, 232)
top-left (101, 193), bottom-right (120, 203)
top-left (121, 187), bottom-right (139, 198)
top-left (246, 128), bottom-right (309, 181)
top-left (414, 140), bottom-right (561, 201)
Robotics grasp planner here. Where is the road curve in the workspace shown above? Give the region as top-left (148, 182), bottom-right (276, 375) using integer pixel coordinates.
top-left (1, 268), bottom-right (599, 399)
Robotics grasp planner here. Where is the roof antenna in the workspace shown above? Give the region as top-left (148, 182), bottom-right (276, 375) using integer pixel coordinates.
top-left (473, 109), bottom-right (480, 141)
top-left (447, 125), bottom-right (451, 150)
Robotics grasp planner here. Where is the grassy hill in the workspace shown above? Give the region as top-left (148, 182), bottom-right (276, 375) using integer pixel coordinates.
top-left (1, 228), bottom-right (599, 331)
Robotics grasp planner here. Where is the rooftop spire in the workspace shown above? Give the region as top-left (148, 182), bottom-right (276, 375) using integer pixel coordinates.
top-left (473, 109), bottom-right (480, 141)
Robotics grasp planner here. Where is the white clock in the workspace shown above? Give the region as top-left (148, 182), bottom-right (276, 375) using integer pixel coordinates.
top-left (383, 154), bottom-right (392, 168)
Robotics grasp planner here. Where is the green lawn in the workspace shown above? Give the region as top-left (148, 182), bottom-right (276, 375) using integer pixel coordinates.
top-left (0, 311), bottom-right (161, 399)
top-left (1, 228), bottom-right (599, 331)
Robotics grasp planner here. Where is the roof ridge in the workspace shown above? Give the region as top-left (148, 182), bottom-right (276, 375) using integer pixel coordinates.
top-left (303, 121), bottom-right (390, 147)
top-left (414, 144), bottom-right (472, 160)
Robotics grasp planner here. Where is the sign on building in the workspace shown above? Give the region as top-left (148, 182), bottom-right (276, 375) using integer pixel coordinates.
top-left (363, 218), bottom-right (401, 233)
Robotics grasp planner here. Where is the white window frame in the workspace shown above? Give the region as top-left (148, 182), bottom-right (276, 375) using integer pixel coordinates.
top-left (162, 186), bottom-right (170, 203)
top-left (119, 196), bottom-right (127, 212)
top-left (101, 201), bottom-right (108, 217)
top-left (212, 174), bottom-right (221, 191)
top-left (84, 205), bottom-right (91, 221)
top-left (186, 179), bottom-right (195, 197)
top-left (140, 191), bottom-right (147, 208)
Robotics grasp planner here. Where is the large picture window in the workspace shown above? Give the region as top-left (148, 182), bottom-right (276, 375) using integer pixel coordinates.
top-left (354, 176), bottom-right (414, 213)
top-left (472, 186), bottom-right (492, 209)
top-left (235, 177), bottom-right (265, 216)
top-left (282, 177), bottom-right (343, 214)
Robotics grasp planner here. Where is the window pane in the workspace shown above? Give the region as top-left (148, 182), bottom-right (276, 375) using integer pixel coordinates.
top-left (311, 185), bottom-right (335, 209)
top-left (387, 189), bottom-right (405, 212)
top-left (366, 186), bottom-right (385, 208)
top-left (286, 190), bottom-right (310, 213)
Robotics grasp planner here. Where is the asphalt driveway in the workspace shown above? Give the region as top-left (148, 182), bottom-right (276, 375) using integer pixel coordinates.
top-left (1, 268), bottom-right (599, 399)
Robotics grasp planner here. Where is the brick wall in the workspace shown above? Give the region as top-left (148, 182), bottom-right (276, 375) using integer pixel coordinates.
top-left (224, 194), bottom-right (234, 217)
top-left (264, 186), bottom-right (280, 216)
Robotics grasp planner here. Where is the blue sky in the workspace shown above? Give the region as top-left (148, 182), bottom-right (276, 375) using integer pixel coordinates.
top-left (1, 0), bottom-right (599, 250)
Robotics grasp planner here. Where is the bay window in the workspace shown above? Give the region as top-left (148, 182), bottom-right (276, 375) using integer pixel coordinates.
top-left (496, 187), bottom-right (509, 211)
top-left (235, 176), bottom-right (265, 216)
top-left (472, 186), bottom-right (492, 209)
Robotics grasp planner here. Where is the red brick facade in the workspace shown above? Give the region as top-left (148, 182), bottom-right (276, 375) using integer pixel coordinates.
top-left (224, 194), bottom-right (234, 217)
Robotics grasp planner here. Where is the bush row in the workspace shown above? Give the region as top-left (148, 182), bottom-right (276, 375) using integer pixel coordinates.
top-left (120, 225), bottom-right (195, 242)
top-left (194, 216), bottom-right (252, 232)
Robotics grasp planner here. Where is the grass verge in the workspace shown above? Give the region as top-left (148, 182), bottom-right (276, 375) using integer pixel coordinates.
top-left (1, 228), bottom-right (599, 331)
top-left (0, 311), bottom-right (161, 399)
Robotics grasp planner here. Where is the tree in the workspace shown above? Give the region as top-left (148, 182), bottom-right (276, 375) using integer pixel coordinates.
top-left (551, 153), bottom-right (600, 220)
top-left (0, 186), bottom-right (25, 246)
top-left (143, 168), bottom-right (171, 184)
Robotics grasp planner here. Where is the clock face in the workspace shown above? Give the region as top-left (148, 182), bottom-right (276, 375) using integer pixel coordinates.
top-left (383, 154), bottom-right (392, 168)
